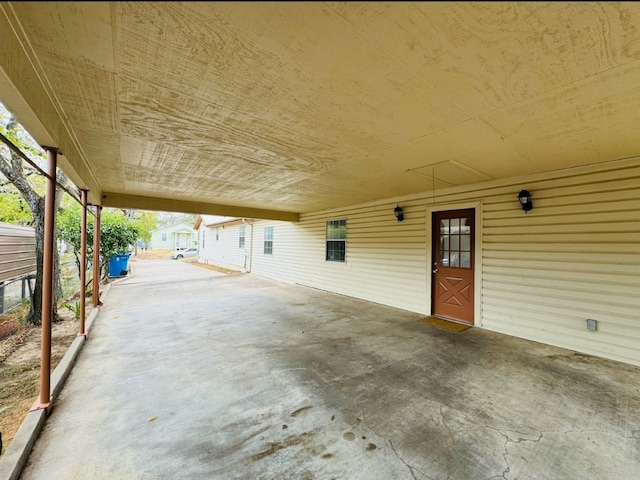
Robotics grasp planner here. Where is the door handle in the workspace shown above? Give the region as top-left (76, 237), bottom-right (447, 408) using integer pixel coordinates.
top-left (433, 268), bottom-right (438, 274)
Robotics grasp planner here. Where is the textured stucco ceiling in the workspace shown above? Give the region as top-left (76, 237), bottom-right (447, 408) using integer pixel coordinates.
top-left (1, 2), bottom-right (640, 219)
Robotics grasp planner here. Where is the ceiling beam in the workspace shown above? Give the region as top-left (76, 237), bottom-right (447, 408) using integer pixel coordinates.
top-left (101, 193), bottom-right (300, 222)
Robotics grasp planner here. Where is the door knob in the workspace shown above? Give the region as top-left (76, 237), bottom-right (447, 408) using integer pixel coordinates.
top-left (433, 268), bottom-right (438, 274)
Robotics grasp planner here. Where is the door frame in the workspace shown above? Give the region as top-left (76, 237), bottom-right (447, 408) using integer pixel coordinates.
top-left (426, 201), bottom-right (483, 326)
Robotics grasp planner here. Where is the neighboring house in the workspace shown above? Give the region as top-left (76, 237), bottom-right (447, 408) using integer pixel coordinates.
top-left (150, 222), bottom-right (197, 250)
top-left (57, 238), bottom-right (72, 254)
top-left (196, 158), bottom-right (640, 368)
top-left (194, 215), bottom-right (248, 271)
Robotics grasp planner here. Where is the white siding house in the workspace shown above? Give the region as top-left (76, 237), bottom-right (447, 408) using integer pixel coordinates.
top-left (198, 157), bottom-right (640, 367)
top-left (194, 216), bottom-right (248, 271)
top-left (150, 222), bottom-right (197, 250)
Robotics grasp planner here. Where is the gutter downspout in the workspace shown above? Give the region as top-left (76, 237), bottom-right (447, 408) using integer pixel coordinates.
top-left (243, 219), bottom-right (254, 273)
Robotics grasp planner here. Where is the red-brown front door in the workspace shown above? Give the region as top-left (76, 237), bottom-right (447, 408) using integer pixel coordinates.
top-left (432, 209), bottom-right (475, 324)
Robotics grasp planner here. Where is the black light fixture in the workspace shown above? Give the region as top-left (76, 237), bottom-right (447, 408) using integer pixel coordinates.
top-left (394, 204), bottom-right (404, 222)
top-left (517, 189), bottom-right (533, 213)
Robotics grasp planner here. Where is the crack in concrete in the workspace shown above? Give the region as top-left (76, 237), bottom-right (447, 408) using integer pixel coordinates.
top-left (438, 405), bottom-right (546, 480)
top-left (481, 424), bottom-right (543, 480)
top-left (357, 405), bottom-right (431, 480)
top-left (439, 405), bottom-right (450, 429)
top-left (387, 437), bottom-right (419, 480)
top-left (499, 436), bottom-right (511, 480)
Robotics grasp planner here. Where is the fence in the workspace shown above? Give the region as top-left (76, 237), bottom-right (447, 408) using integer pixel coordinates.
top-left (0, 223), bottom-right (92, 315)
top-left (0, 222), bottom-right (35, 281)
top-left (0, 274), bottom-right (34, 314)
top-left (59, 255), bottom-right (92, 301)
top-left (0, 222), bottom-right (36, 315)
top-left (0, 254), bottom-right (93, 314)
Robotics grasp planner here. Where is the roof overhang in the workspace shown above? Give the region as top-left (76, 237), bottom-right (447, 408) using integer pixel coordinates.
top-left (1, 2), bottom-right (639, 217)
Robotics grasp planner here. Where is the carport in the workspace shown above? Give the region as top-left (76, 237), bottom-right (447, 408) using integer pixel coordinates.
top-left (18, 260), bottom-right (640, 479)
top-left (0, 3), bottom-right (639, 478)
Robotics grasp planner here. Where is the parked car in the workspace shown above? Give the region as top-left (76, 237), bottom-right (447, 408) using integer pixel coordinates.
top-left (171, 247), bottom-right (197, 259)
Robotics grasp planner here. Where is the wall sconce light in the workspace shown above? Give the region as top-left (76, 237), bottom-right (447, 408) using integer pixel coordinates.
top-left (517, 189), bottom-right (533, 213)
top-left (394, 204), bottom-right (404, 222)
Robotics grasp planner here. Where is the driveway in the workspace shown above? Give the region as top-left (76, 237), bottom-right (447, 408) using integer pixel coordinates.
top-left (20, 259), bottom-right (640, 479)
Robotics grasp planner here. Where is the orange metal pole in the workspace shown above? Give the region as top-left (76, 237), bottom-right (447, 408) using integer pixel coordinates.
top-left (79, 189), bottom-right (88, 336)
top-left (34, 147), bottom-right (57, 410)
top-left (92, 205), bottom-right (102, 308)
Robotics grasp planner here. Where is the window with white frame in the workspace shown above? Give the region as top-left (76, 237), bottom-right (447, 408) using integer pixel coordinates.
top-left (239, 225), bottom-right (246, 248)
top-left (216, 227), bottom-right (220, 241)
top-left (161, 233), bottom-right (167, 242)
top-left (264, 226), bottom-right (273, 254)
top-left (202, 229), bottom-right (205, 249)
top-left (326, 219), bottom-right (346, 262)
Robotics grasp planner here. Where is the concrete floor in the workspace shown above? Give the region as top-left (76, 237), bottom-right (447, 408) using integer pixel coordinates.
top-left (20, 259), bottom-right (640, 479)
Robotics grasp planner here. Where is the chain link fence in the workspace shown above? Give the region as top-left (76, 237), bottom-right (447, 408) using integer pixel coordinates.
top-left (0, 254), bottom-right (92, 316)
top-left (59, 253), bottom-right (93, 302)
top-left (0, 274), bottom-right (34, 315)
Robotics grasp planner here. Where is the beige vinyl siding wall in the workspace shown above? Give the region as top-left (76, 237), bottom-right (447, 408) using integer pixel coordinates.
top-left (247, 157), bottom-right (640, 367)
top-left (478, 161), bottom-right (640, 366)
top-left (429, 160), bottom-right (640, 367)
top-left (251, 202), bottom-right (429, 313)
top-left (249, 222), bottom-right (297, 282)
top-left (198, 222), bottom-right (247, 271)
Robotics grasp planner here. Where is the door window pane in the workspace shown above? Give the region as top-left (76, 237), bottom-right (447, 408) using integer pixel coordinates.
top-left (461, 234), bottom-right (470, 251)
top-left (438, 214), bottom-right (472, 270)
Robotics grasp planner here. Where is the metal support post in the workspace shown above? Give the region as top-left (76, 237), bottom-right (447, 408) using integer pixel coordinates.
top-left (32, 147), bottom-right (57, 412)
top-left (79, 189), bottom-right (88, 336)
top-left (92, 205), bottom-right (102, 308)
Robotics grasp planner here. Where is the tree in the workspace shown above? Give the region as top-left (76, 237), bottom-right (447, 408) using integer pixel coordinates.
top-left (57, 201), bottom-right (88, 280)
top-left (58, 205), bottom-right (139, 282)
top-left (100, 209), bottom-right (139, 272)
top-left (0, 115), bottom-right (64, 325)
top-left (156, 211), bottom-right (197, 228)
top-left (0, 182), bottom-right (33, 225)
top-left (132, 210), bottom-right (157, 248)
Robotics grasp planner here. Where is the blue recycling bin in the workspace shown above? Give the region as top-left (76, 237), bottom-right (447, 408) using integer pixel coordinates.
top-left (108, 253), bottom-right (131, 278)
